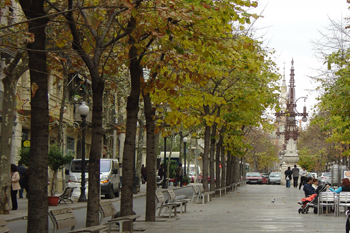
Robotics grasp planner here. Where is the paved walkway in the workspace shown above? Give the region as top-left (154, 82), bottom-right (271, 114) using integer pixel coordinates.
top-left (1, 184), bottom-right (348, 232)
top-left (0, 184), bottom-right (154, 222)
top-left (136, 185), bottom-right (347, 233)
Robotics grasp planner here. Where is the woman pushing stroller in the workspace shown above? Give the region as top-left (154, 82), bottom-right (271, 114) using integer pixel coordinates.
top-left (298, 178), bottom-right (326, 214)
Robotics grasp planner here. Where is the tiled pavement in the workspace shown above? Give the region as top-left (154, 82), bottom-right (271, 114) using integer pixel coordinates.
top-left (1, 184), bottom-right (348, 232)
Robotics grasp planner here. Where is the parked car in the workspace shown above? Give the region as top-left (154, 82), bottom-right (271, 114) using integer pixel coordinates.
top-left (268, 172), bottom-right (281, 184)
top-left (261, 173), bottom-right (269, 184)
top-left (307, 172), bottom-right (318, 179)
top-left (246, 172), bottom-right (263, 184)
top-left (319, 172), bottom-right (332, 184)
top-left (67, 159), bottom-right (120, 199)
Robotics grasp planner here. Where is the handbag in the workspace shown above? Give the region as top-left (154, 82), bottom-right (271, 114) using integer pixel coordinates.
top-left (286, 176), bottom-right (290, 180)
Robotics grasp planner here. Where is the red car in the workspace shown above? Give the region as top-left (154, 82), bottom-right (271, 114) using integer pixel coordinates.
top-left (246, 172), bottom-right (263, 184)
top-left (260, 173), bottom-right (269, 184)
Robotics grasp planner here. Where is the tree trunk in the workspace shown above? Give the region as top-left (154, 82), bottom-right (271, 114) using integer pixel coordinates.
top-left (86, 79), bottom-right (104, 227)
top-left (143, 93), bottom-right (156, 221)
top-left (203, 125), bottom-right (210, 192)
top-left (0, 75), bottom-right (14, 214)
top-left (52, 64), bottom-right (68, 196)
top-left (121, 40), bottom-right (141, 221)
top-left (179, 133), bottom-right (183, 164)
top-left (166, 136), bottom-right (174, 179)
top-left (210, 123), bottom-right (216, 191)
top-left (136, 118), bottom-right (144, 192)
top-left (50, 170), bottom-right (57, 196)
top-left (18, 1), bottom-right (50, 232)
top-left (230, 155), bottom-right (237, 184)
top-left (232, 155), bottom-right (239, 183)
top-left (226, 151), bottom-right (232, 186)
top-left (0, 50), bottom-right (27, 214)
top-left (154, 132), bottom-right (160, 187)
top-left (57, 66), bottom-right (68, 148)
top-left (215, 133), bottom-right (223, 189)
top-left (220, 145), bottom-right (225, 188)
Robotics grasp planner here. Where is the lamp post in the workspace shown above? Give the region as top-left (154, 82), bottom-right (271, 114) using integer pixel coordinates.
top-left (162, 137), bottom-right (168, 188)
top-left (183, 137), bottom-right (188, 177)
top-left (78, 101), bottom-right (89, 202)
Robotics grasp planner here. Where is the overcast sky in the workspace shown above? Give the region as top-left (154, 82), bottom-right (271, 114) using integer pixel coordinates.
top-left (252, 0), bottom-right (349, 117)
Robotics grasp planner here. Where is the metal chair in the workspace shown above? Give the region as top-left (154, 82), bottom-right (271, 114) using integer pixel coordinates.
top-left (337, 192), bottom-right (350, 216)
top-left (58, 187), bottom-right (74, 204)
top-left (318, 192), bottom-right (337, 216)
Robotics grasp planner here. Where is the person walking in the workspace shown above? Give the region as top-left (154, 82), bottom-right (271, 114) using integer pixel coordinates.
top-left (10, 164), bottom-right (21, 210)
top-left (175, 163), bottom-right (183, 187)
top-left (292, 165), bottom-right (299, 188)
top-left (284, 167), bottom-right (293, 188)
top-left (158, 164), bottom-right (165, 181)
top-left (299, 167), bottom-right (308, 190)
top-left (141, 164), bottom-right (147, 184)
top-left (17, 162), bottom-right (26, 198)
top-left (22, 166), bottom-right (29, 198)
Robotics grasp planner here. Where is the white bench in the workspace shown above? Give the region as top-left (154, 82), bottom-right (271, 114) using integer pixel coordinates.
top-left (192, 185), bottom-right (215, 204)
top-left (166, 189), bottom-right (190, 213)
top-left (99, 201), bottom-right (141, 233)
top-left (49, 208), bottom-right (107, 233)
top-left (155, 191), bottom-right (179, 218)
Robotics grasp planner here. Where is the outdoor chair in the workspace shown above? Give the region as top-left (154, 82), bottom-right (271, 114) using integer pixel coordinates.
top-left (58, 187), bottom-right (74, 204)
top-left (318, 192), bottom-right (337, 216)
top-left (338, 192), bottom-right (350, 216)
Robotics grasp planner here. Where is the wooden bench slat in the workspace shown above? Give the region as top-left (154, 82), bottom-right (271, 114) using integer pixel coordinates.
top-left (56, 217), bottom-right (77, 230)
top-left (54, 212), bottom-right (76, 221)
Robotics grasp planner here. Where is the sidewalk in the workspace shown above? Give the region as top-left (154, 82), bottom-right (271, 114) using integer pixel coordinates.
top-left (2, 184), bottom-right (348, 232)
top-left (135, 185), bottom-right (347, 233)
top-left (0, 183), bottom-right (183, 223)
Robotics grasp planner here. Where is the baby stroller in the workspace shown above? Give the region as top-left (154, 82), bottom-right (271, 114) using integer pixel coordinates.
top-left (297, 182), bottom-right (328, 214)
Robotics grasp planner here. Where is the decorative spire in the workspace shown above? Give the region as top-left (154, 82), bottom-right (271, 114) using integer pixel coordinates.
top-left (282, 62), bottom-right (286, 86)
top-left (289, 59), bottom-right (295, 104)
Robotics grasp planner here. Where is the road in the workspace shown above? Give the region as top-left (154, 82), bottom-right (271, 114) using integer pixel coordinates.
top-left (7, 187), bottom-right (193, 232)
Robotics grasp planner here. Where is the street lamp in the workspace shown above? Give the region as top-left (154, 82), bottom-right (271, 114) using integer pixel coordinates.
top-left (78, 101), bottom-right (89, 202)
top-left (183, 137), bottom-right (188, 177)
top-left (162, 136), bottom-right (168, 188)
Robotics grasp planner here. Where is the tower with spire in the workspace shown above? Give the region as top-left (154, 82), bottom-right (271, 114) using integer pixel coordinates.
top-left (275, 59), bottom-right (308, 185)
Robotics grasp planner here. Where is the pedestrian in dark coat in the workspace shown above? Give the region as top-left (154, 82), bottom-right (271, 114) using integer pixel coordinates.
top-left (22, 167), bottom-right (29, 197)
top-left (175, 163), bottom-right (183, 187)
top-left (141, 164), bottom-right (147, 183)
top-left (158, 164), bottom-right (165, 181)
top-left (291, 165), bottom-right (299, 188)
top-left (17, 162), bottom-right (26, 198)
top-left (284, 167), bottom-right (293, 188)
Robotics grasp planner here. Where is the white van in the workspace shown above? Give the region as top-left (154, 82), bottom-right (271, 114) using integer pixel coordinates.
top-left (67, 159), bottom-right (120, 199)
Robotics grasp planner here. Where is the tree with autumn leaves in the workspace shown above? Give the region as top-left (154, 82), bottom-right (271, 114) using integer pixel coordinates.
top-left (1, 0), bottom-right (282, 231)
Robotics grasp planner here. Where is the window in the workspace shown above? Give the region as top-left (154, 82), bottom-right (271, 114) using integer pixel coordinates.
top-left (66, 136), bottom-right (75, 155)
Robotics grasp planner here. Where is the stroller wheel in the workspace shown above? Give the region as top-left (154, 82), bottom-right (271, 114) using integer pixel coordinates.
top-left (305, 208), bottom-right (309, 214)
top-left (298, 209), bottom-right (302, 214)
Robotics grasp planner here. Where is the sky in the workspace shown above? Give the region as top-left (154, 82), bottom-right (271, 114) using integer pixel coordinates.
top-left (251, 0), bottom-right (349, 118)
